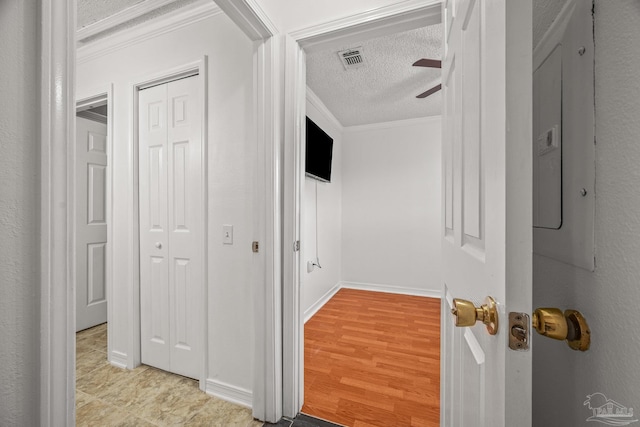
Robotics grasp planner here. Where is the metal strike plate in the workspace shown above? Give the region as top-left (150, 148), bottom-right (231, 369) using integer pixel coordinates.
top-left (509, 312), bottom-right (530, 351)
top-left (252, 241), bottom-right (259, 253)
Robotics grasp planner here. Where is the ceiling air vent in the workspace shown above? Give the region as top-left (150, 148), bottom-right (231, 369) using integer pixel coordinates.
top-left (338, 47), bottom-right (365, 70)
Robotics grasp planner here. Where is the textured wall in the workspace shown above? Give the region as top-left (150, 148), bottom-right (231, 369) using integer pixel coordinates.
top-left (0, 1), bottom-right (40, 425)
top-left (533, 1), bottom-right (640, 425)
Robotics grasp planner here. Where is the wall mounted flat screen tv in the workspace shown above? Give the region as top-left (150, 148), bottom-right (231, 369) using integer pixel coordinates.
top-left (305, 116), bottom-right (333, 183)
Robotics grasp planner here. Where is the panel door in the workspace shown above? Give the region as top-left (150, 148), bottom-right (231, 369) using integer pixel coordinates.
top-left (76, 116), bottom-right (108, 332)
top-left (139, 75), bottom-right (203, 379)
top-left (440, 0), bottom-right (532, 426)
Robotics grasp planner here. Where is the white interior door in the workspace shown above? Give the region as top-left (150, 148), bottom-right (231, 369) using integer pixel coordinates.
top-left (76, 116), bottom-right (108, 332)
top-left (139, 75), bottom-right (203, 380)
top-left (440, 0), bottom-right (532, 426)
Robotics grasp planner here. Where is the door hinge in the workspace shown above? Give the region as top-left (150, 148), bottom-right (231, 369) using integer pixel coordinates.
top-left (252, 241), bottom-right (259, 253)
top-left (293, 240), bottom-right (300, 252)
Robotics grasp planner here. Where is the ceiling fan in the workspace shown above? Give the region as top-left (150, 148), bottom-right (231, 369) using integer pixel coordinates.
top-left (413, 58), bottom-right (442, 99)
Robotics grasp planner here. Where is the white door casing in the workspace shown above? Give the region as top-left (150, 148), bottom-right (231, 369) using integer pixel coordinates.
top-left (76, 116), bottom-right (108, 332)
top-left (139, 75), bottom-right (203, 380)
top-left (440, 0), bottom-right (532, 426)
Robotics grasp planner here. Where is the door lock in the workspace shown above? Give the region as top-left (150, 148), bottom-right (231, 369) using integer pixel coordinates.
top-left (508, 307), bottom-right (590, 351)
top-left (451, 297), bottom-right (499, 335)
top-left (532, 307), bottom-right (590, 351)
top-left (509, 312), bottom-right (530, 350)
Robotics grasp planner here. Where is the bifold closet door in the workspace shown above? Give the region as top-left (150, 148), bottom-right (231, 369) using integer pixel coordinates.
top-left (139, 75), bottom-right (203, 380)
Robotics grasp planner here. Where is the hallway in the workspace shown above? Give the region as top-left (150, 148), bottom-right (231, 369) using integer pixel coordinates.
top-left (76, 324), bottom-right (262, 426)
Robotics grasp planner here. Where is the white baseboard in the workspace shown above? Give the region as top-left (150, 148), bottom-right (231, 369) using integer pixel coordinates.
top-left (109, 350), bottom-right (128, 369)
top-left (303, 281), bottom-right (441, 323)
top-left (341, 281), bottom-right (441, 299)
top-left (304, 282), bottom-right (341, 323)
top-left (205, 379), bottom-right (252, 409)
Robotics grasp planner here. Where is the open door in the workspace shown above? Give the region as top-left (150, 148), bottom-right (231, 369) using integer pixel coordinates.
top-left (440, 0), bottom-right (533, 425)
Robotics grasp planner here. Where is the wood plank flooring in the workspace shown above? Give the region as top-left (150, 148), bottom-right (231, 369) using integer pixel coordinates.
top-left (302, 288), bottom-right (440, 427)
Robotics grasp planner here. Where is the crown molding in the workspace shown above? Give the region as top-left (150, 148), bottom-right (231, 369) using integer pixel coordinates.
top-left (77, 0), bottom-right (221, 64)
top-left (77, 0), bottom-right (178, 42)
top-left (306, 87), bottom-right (344, 132)
top-left (343, 115), bottom-right (442, 133)
top-left (213, 0), bottom-right (278, 40)
top-left (291, 0), bottom-right (441, 53)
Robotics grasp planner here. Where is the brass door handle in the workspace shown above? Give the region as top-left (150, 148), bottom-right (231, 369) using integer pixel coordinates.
top-left (532, 307), bottom-right (590, 351)
top-left (451, 296), bottom-right (499, 335)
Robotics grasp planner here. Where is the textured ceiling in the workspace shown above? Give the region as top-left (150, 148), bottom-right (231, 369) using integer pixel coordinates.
top-left (78, 0), bottom-right (200, 44)
top-left (76, 1), bottom-right (563, 126)
top-left (77, 0), bottom-right (145, 28)
top-left (306, 25), bottom-right (443, 127)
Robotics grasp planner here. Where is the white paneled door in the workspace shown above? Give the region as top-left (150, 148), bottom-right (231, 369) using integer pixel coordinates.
top-left (441, 0), bottom-right (532, 426)
top-left (139, 75), bottom-right (203, 380)
top-left (76, 117), bottom-right (108, 332)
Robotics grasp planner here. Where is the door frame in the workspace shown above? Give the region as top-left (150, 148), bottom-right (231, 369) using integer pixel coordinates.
top-left (130, 58), bottom-right (208, 387)
top-left (281, 0), bottom-right (442, 416)
top-left (40, 1), bottom-right (76, 423)
top-left (75, 87), bottom-right (114, 337)
top-left (41, 1), bottom-right (282, 424)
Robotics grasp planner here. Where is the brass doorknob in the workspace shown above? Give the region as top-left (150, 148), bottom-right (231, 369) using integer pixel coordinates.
top-left (532, 307), bottom-right (590, 351)
top-left (451, 296), bottom-right (499, 335)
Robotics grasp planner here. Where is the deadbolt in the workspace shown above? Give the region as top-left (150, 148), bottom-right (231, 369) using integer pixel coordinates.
top-left (451, 296), bottom-right (499, 335)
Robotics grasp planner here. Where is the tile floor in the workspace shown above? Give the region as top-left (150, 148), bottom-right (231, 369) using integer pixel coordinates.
top-left (76, 323), bottom-right (263, 426)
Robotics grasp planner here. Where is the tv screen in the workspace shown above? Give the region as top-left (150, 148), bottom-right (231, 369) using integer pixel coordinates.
top-left (305, 117), bottom-right (333, 183)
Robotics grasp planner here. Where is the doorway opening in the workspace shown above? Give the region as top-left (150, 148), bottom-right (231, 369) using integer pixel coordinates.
top-left (75, 94), bottom-right (110, 335)
top-left (283, 4), bottom-right (444, 424)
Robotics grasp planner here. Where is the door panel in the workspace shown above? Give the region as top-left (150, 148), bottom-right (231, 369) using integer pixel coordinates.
top-left (441, 0), bottom-right (532, 425)
top-left (76, 117), bottom-right (108, 332)
top-left (140, 83), bottom-right (171, 370)
top-left (139, 75), bottom-right (202, 380)
top-left (167, 76), bottom-right (202, 378)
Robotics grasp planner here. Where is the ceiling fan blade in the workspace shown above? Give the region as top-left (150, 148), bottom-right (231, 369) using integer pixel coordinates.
top-left (413, 58), bottom-right (442, 68)
top-left (416, 84), bottom-right (442, 99)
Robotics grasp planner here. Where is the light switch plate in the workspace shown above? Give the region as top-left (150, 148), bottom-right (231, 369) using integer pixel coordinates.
top-left (223, 225), bottom-right (233, 245)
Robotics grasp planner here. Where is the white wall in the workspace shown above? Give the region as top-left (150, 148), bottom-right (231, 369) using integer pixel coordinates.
top-left (341, 118), bottom-right (441, 295)
top-left (533, 1), bottom-right (640, 425)
top-left (0, 1), bottom-right (40, 425)
top-left (76, 11), bottom-right (256, 396)
top-left (302, 94), bottom-right (343, 318)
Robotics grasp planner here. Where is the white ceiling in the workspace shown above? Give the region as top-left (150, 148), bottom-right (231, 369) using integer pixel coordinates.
top-left (77, 0), bottom-right (144, 28)
top-left (306, 25), bottom-right (443, 127)
top-left (76, 0), bottom-right (563, 127)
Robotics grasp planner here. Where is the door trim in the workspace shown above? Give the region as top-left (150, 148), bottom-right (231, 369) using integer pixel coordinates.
top-left (130, 57), bottom-right (208, 388)
top-left (281, 0), bottom-right (442, 416)
top-left (75, 87), bottom-right (114, 347)
top-left (40, 1), bottom-right (76, 423)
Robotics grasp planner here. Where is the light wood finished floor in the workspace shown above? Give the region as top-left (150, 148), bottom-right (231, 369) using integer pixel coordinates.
top-left (76, 323), bottom-right (262, 426)
top-left (302, 289), bottom-right (440, 427)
